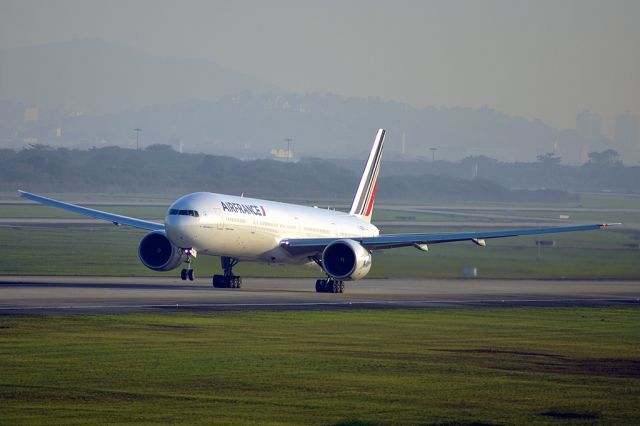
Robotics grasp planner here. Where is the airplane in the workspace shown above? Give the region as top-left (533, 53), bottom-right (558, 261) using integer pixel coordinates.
top-left (18, 129), bottom-right (617, 293)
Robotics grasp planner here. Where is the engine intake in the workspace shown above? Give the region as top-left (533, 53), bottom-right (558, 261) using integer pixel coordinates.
top-left (138, 231), bottom-right (187, 271)
top-left (321, 239), bottom-right (372, 280)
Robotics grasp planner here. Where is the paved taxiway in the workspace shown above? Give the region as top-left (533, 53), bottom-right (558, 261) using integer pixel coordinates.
top-left (0, 276), bottom-right (638, 314)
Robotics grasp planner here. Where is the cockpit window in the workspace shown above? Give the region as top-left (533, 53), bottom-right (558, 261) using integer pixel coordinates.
top-left (169, 209), bottom-right (199, 217)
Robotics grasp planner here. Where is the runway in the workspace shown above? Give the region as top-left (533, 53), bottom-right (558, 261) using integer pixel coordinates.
top-left (1, 276), bottom-right (638, 314)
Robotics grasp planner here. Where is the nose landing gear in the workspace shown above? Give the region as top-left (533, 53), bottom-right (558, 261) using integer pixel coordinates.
top-left (180, 248), bottom-right (196, 281)
top-left (180, 267), bottom-right (194, 281)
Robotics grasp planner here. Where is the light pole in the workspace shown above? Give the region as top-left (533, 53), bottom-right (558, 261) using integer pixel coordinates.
top-left (430, 147), bottom-right (437, 162)
top-left (134, 128), bottom-right (142, 150)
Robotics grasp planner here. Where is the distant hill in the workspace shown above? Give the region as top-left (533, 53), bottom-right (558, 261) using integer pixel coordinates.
top-left (3, 93), bottom-right (592, 162)
top-left (0, 39), bottom-right (275, 114)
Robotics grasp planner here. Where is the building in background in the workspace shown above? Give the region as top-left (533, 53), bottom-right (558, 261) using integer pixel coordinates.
top-left (614, 112), bottom-right (639, 162)
top-left (23, 106), bottom-right (39, 124)
top-left (271, 148), bottom-right (294, 161)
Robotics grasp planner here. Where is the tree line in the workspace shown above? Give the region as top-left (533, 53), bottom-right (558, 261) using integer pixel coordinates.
top-left (1, 144), bottom-right (583, 202)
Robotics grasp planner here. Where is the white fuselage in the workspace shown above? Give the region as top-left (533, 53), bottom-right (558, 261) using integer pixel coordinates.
top-left (164, 192), bottom-right (379, 264)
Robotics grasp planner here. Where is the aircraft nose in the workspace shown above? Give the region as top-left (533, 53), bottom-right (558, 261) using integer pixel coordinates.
top-left (165, 210), bottom-right (200, 247)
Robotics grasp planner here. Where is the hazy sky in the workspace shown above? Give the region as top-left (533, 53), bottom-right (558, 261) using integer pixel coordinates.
top-left (1, 0), bottom-right (639, 134)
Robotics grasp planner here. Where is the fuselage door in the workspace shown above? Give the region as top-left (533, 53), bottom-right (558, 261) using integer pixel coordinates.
top-left (211, 208), bottom-right (224, 230)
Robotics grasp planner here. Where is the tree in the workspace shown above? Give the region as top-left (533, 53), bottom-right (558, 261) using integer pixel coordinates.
top-left (536, 152), bottom-right (562, 165)
top-left (145, 144), bottom-right (175, 152)
top-left (587, 149), bottom-right (622, 167)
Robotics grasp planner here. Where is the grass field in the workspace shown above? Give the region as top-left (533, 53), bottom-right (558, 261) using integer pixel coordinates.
top-left (0, 225), bottom-right (637, 279)
top-left (1, 308), bottom-right (638, 425)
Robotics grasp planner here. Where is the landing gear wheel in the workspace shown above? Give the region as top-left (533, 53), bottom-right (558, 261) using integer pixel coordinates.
top-left (212, 258), bottom-right (242, 289)
top-left (180, 249), bottom-right (196, 282)
top-left (231, 276), bottom-right (242, 288)
top-left (315, 279), bottom-right (344, 293)
top-left (213, 274), bottom-right (226, 288)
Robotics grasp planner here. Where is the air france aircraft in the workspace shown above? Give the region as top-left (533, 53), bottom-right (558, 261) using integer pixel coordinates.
top-left (19, 129), bottom-right (616, 293)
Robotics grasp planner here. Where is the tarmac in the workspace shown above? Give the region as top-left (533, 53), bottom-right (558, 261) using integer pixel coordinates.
top-left (1, 276), bottom-right (638, 314)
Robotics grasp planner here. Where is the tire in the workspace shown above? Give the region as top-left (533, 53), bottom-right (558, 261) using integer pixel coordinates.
top-left (188, 269), bottom-right (194, 281)
top-left (213, 275), bottom-right (225, 288)
top-left (180, 269), bottom-right (187, 281)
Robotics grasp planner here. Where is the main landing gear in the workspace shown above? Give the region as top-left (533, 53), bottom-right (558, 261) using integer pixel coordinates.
top-left (309, 257), bottom-right (345, 293)
top-left (212, 256), bottom-right (242, 289)
top-left (315, 278), bottom-right (344, 293)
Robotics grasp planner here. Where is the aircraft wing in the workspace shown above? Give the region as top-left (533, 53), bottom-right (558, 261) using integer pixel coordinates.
top-left (18, 190), bottom-right (164, 232)
top-left (280, 223), bottom-right (617, 256)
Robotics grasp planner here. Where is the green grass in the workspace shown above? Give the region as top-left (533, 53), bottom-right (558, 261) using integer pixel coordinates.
top-left (374, 245), bottom-right (640, 279)
top-left (0, 225), bottom-right (638, 279)
top-left (579, 193), bottom-right (640, 210)
top-left (0, 308), bottom-right (638, 425)
top-left (474, 209), bottom-right (640, 225)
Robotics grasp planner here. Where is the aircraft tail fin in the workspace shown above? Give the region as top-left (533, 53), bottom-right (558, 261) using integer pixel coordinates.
top-left (349, 129), bottom-right (385, 223)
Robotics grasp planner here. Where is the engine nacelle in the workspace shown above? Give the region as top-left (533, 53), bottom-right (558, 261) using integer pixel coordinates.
top-left (138, 231), bottom-right (187, 272)
top-left (321, 239), bottom-right (372, 280)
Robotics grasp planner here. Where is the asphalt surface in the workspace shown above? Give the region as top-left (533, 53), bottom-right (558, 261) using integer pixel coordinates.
top-left (0, 276), bottom-right (638, 314)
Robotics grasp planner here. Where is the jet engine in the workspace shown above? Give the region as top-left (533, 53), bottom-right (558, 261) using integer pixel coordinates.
top-left (138, 231), bottom-right (187, 271)
top-left (321, 239), bottom-right (372, 280)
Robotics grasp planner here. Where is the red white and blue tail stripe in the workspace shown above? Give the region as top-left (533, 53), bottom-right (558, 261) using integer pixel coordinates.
top-left (349, 129), bottom-right (385, 222)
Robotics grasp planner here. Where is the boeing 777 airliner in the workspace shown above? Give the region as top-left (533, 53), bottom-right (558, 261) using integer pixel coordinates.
top-left (19, 129), bottom-right (616, 293)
